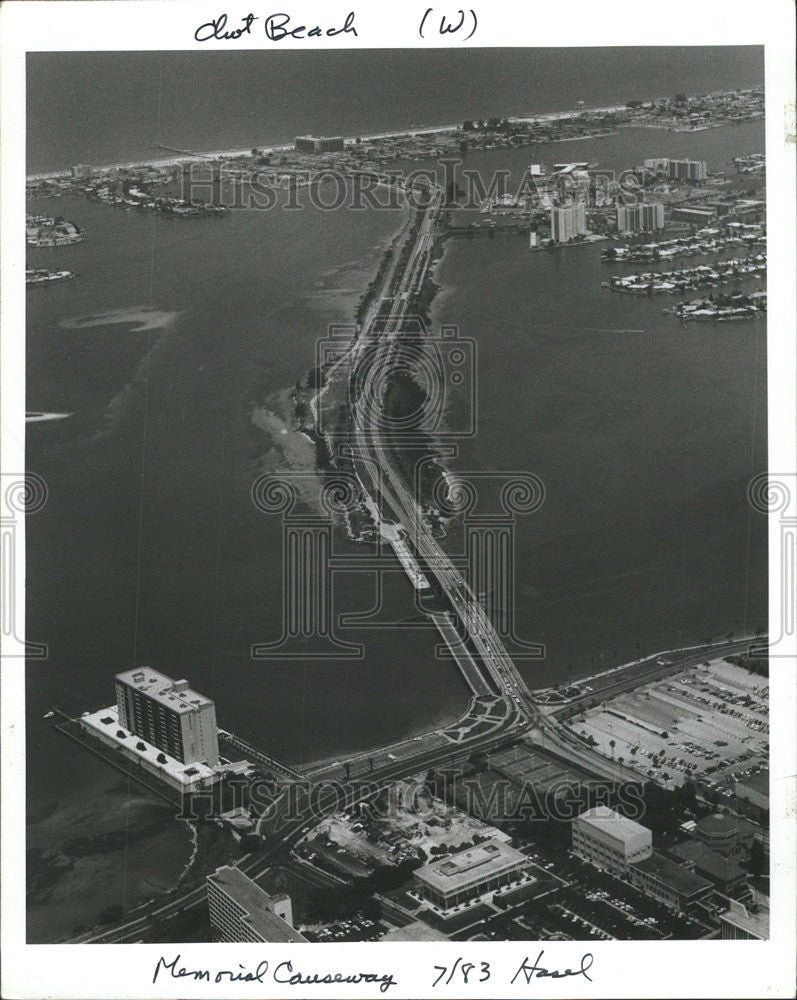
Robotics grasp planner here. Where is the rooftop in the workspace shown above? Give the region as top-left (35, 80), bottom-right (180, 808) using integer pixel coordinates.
top-left (81, 706), bottom-right (217, 786)
top-left (670, 841), bottom-right (747, 884)
top-left (415, 839), bottom-right (527, 893)
top-left (208, 866), bottom-right (307, 943)
top-left (116, 667), bottom-right (214, 714)
top-left (576, 805), bottom-right (650, 841)
top-left (698, 812), bottom-right (754, 837)
top-left (721, 898), bottom-right (770, 939)
top-left (631, 851), bottom-right (713, 898)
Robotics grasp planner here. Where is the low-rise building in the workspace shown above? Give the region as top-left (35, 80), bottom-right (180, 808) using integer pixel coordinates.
top-left (629, 851), bottom-right (713, 912)
top-left (79, 705), bottom-right (219, 792)
top-left (207, 866), bottom-right (306, 943)
top-left (696, 813), bottom-right (754, 860)
top-left (669, 841), bottom-right (750, 900)
top-left (669, 205), bottom-right (717, 225)
top-left (571, 806), bottom-right (652, 876)
top-left (719, 898), bottom-right (769, 940)
top-left (413, 838), bottom-right (530, 911)
top-left (295, 135), bottom-right (344, 154)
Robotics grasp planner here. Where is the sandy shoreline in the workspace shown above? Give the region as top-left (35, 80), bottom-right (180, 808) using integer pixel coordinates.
top-left (24, 100), bottom-right (663, 182)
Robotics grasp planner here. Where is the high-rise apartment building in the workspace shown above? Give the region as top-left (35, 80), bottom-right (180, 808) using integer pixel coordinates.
top-left (644, 158), bottom-right (707, 181)
top-left (616, 202), bottom-right (665, 232)
top-left (550, 202), bottom-right (587, 242)
top-left (115, 667), bottom-right (219, 766)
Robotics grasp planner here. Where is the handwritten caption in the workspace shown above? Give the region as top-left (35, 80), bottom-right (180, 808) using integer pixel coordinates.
top-left (153, 950), bottom-right (593, 992)
top-left (194, 10), bottom-right (479, 43)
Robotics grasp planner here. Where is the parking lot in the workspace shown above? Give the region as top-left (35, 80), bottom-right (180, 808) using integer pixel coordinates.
top-left (565, 658), bottom-right (768, 792)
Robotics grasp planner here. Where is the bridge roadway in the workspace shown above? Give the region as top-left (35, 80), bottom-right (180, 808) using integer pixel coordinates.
top-left (347, 181), bottom-right (762, 787)
top-left (351, 188), bottom-right (546, 721)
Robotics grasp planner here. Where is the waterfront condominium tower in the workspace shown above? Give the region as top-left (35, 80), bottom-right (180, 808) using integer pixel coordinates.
top-left (114, 667), bottom-right (220, 766)
top-left (550, 201), bottom-right (587, 242)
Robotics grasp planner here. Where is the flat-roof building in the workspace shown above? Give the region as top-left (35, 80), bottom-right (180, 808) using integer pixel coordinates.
top-left (207, 866), bottom-right (306, 943)
top-left (115, 667), bottom-right (219, 767)
top-left (719, 898), bottom-right (769, 940)
top-left (572, 806), bottom-right (652, 876)
top-left (295, 135), bottom-right (344, 154)
top-left (670, 841), bottom-right (750, 900)
top-left (669, 206), bottom-right (717, 225)
top-left (630, 851), bottom-right (713, 912)
top-left (413, 838), bottom-right (529, 910)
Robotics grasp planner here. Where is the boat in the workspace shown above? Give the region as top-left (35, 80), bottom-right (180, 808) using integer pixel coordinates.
top-left (25, 268), bottom-right (75, 285)
top-left (26, 412), bottom-right (73, 423)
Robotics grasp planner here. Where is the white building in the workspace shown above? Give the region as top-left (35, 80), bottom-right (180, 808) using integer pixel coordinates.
top-left (414, 839), bottom-right (530, 910)
top-left (550, 202), bottom-right (587, 242)
top-left (719, 898), bottom-right (769, 940)
top-left (115, 667), bottom-right (219, 766)
top-left (572, 805), bottom-right (652, 875)
top-left (207, 866), bottom-right (306, 943)
top-left (616, 202), bottom-right (665, 232)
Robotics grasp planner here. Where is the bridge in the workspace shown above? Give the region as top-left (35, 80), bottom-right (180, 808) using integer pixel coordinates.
top-left (68, 168), bottom-right (763, 946)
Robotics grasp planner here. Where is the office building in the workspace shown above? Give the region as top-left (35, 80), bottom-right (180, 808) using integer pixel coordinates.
top-left (550, 202), bottom-right (587, 242)
top-left (616, 202), bottom-right (665, 232)
top-left (644, 157), bottom-right (707, 181)
top-left (413, 838), bottom-right (529, 910)
top-left (670, 841), bottom-right (751, 900)
top-left (629, 852), bottom-right (713, 912)
top-left (571, 806), bottom-right (652, 875)
top-left (294, 135), bottom-right (344, 154)
top-left (207, 866), bottom-right (306, 943)
top-left (719, 898), bottom-right (769, 940)
top-left (115, 667), bottom-right (219, 767)
top-left (71, 163), bottom-right (93, 180)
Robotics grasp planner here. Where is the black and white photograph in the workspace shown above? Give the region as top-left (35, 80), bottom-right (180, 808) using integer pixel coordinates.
top-left (1, 2), bottom-right (795, 997)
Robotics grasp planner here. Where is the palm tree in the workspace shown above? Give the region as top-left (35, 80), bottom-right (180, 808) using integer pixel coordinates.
top-left (609, 739), bottom-right (616, 759)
